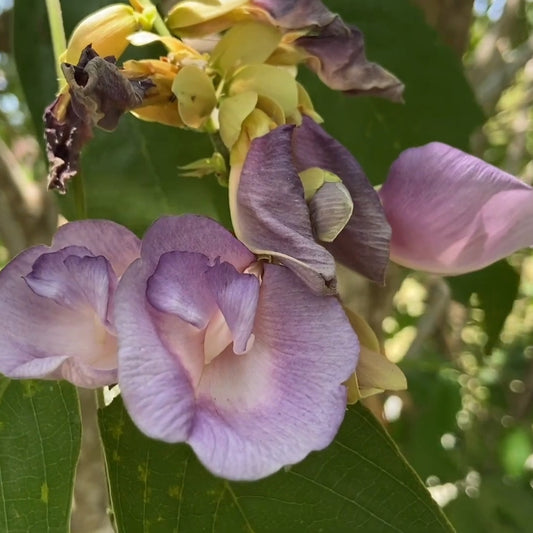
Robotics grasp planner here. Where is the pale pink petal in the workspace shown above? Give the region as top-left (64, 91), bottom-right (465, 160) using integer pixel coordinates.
top-left (379, 142), bottom-right (533, 274)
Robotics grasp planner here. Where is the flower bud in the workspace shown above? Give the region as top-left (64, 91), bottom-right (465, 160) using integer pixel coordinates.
top-left (63, 4), bottom-right (154, 64)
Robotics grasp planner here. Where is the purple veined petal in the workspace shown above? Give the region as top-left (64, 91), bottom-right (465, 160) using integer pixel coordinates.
top-left (188, 263), bottom-right (358, 480)
top-left (146, 251), bottom-right (216, 329)
top-left (252, 0), bottom-right (335, 28)
top-left (0, 246), bottom-right (118, 387)
top-left (253, 1), bottom-right (403, 100)
top-left (140, 215), bottom-right (254, 272)
top-left (205, 260), bottom-right (260, 354)
top-left (379, 142), bottom-right (533, 275)
top-left (25, 248), bottom-right (116, 325)
top-left (116, 258), bottom-right (199, 442)
top-left (232, 124), bottom-right (337, 294)
top-left (295, 18), bottom-right (404, 102)
top-left (292, 117), bottom-right (391, 284)
top-left (51, 219), bottom-right (140, 276)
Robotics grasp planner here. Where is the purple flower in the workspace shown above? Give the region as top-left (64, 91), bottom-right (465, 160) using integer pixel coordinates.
top-left (231, 121), bottom-right (533, 291)
top-left (0, 220), bottom-right (140, 388)
top-left (253, 0), bottom-right (404, 101)
top-left (230, 116), bottom-right (391, 294)
top-left (379, 142), bottom-right (533, 275)
top-left (114, 215), bottom-right (358, 480)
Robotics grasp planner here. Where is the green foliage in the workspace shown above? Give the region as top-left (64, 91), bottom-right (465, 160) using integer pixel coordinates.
top-left (99, 397), bottom-right (452, 533)
top-left (448, 261), bottom-right (520, 351)
top-left (0, 377), bottom-right (81, 532)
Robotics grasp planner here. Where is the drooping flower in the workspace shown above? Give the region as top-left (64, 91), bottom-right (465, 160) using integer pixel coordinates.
top-left (229, 116), bottom-right (391, 294)
top-left (0, 220), bottom-right (140, 388)
top-left (114, 215), bottom-right (358, 480)
top-left (379, 142), bottom-right (533, 275)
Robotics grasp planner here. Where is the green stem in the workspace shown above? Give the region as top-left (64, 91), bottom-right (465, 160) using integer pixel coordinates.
top-left (44, 0), bottom-right (67, 89)
top-left (137, 0), bottom-right (172, 36)
top-left (73, 170), bottom-right (87, 220)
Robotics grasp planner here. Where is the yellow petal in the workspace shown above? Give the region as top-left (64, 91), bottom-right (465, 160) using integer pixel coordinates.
top-left (64, 4), bottom-right (146, 64)
top-left (344, 308), bottom-right (381, 353)
top-left (299, 167), bottom-right (342, 201)
top-left (229, 64), bottom-right (298, 116)
top-left (172, 65), bottom-right (217, 128)
top-left (166, 0), bottom-right (248, 28)
top-left (343, 308), bottom-right (407, 403)
top-left (297, 83), bottom-right (323, 123)
top-left (210, 21), bottom-right (281, 75)
top-left (219, 91), bottom-right (258, 148)
top-left (127, 31), bottom-right (203, 61)
top-left (256, 95), bottom-right (285, 127)
top-left (356, 346), bottom-right (407, 398)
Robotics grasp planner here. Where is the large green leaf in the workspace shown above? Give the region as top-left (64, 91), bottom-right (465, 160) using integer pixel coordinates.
top-left (0, 378), bottom-right (81, 532)
top-left (99, 397), bottom-right (452, 532)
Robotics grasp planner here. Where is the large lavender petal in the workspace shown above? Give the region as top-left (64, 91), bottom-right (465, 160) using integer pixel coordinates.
top-left (115, 258), bottom-right (198, 441)
top-left (205, 260), bottom-right (260, 354)
top-left (380, 142), bottom-right (533, 275)
top-left (147, 251), bottom-right (215, 329)
top-left (25, 249), bottom-right (116, 326)
top-left (51, 219), bottom-right (141, 276)
top-left (293, 117), bottom-right (391, 284)
top-left (141, 215), bottom-right (254, 271)
top-left (189, 263), bottom-right (358, 480)
top-left (234, 125), bottom-right (337, 294)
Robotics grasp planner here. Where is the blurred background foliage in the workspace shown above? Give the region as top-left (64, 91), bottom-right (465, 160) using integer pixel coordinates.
top-left (1, 0), bottom-right (533, 531)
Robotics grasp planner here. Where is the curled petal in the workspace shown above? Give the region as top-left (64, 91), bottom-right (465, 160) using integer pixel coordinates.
top-left (254, 0), bottom-right (404, 101)
top-left (296, 18), bottom-right (404, 101)
top-left (231, 125), bottom-right (337, 294)
top-left (147, 251), bottom-right (215, 328)
top-left (205, 260), bottom-right (260, 354)
top-left (293, 117), bottom-right (391, 284)
top-left (379, 142), bottom-right (533, 275)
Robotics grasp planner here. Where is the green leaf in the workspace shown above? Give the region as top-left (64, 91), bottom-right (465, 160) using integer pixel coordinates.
top-left (447, 260), bottom-right (520, 351)
top-left (99, 397), bottom-right (452, 532)
top-left (301, 0), bottom-right (484, 185)
top-left (0, 378), bottom-right (81, 532)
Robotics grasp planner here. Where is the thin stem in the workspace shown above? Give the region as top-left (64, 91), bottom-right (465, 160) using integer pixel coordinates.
top-left (44, 0), bottom-right (67, 89)
top-left (137, 0), bottom-right (172, 36)
top-left (73, 171), bottom-right (87, 220)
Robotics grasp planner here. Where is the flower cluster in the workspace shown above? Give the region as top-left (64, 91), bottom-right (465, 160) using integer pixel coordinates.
top-left (2, 0), bottom-right (533, 481)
